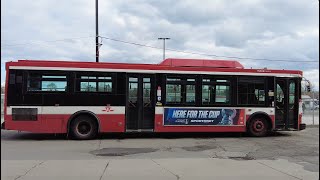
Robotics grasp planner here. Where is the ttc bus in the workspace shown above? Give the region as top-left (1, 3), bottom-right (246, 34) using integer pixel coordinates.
top-left (2, 58), bottom-right (306, 139)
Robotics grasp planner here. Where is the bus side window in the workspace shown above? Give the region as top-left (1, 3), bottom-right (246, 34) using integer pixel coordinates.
top-left (186, 79), bottom-right (196, 104)
top-left (202, 78), bottom-right (231, 105)
top-left (166, 84), bottom-right (182, 103)
top-left (238, 77), bottom-right (266, 106)
top-left (215, 84), bottom-right (230, 104)
top-left (27, 74), bottom-right (67, 92)
top-left (202, 84), bottom-right (212, 104)
top-left (77, 75), bottom-right (113, 93)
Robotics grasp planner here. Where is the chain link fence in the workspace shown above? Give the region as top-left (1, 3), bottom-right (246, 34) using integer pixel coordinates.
top-left (302, 110), bottom-right (319, 125)
top-left (302, 92), bottom-right (319, 125)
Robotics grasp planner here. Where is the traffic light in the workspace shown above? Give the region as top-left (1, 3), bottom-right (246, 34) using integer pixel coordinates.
top-left (306, 85), bottom-right (311, 92)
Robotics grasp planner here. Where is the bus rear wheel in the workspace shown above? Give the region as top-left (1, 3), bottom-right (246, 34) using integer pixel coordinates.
top-left (248, 117), bottom-right (268, 137)
top-left (69, 115), bottom-right (98, 140)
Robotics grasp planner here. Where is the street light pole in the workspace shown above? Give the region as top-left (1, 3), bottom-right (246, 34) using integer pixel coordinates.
top-left (158, 38), bottom-right (170, 61)
top-left (95, 0), bottom-right (99, 62)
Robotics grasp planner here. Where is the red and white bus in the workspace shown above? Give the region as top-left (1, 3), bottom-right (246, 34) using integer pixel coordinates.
top-left (2, 58), bottom-right (306, 139)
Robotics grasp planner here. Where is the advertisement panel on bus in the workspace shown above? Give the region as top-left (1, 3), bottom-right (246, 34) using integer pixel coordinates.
top-left (163, 108), bottom-right (245, 126)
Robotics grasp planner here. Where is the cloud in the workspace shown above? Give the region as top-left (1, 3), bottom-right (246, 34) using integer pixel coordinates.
top-left (1, 0), bottom-right (319, 90)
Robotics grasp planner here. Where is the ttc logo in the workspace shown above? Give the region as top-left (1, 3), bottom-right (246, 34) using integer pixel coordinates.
top-left (102, 104), bottom-right (114, 112)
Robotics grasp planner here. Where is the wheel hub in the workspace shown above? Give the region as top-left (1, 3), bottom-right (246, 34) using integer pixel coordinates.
top-left (253, 120), bottom-right (265, 132)
top-left (77, 121), bottom-right (92, 135)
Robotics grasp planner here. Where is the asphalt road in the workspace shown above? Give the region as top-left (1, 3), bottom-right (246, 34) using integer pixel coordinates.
top-left (1, 128), bottom-right (319, 180)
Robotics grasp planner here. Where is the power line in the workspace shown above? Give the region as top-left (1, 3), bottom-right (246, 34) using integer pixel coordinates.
top-left (100, 36), bottom-right (161, 49)
top-left (99, 36), bottom-right (319, 63)
top-left (1, 36), bottom-right (94, 47)
top-left (2, 35), bottom-right (319, 63)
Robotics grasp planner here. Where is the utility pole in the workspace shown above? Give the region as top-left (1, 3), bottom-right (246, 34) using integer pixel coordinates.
top-left (158, 38), bottom-right (170, 61)
top-left (95, 0), bottom-right (99, 62)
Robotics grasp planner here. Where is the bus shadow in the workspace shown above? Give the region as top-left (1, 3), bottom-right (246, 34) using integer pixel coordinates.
top-left (1, 130), bottom-right (291, 141)
top-left (1, 131), bottom-right (67, 141)
top-left (99, 131), bottom-right (291, 139)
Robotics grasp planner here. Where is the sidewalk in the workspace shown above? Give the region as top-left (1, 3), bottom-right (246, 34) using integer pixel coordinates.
top-left (2, 158), bottom-right (318, 180)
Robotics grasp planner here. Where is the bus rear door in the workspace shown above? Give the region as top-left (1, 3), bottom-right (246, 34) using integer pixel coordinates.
top-left (275, 78), bottom-right (300, 129)
top-left (126, 74), bottom-right (155, 131)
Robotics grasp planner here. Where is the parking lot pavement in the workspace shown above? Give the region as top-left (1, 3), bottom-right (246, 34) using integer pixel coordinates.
top-left (1, 158), bottom-right (318, 180)
top-left (1, 127), bottom-right (319, 180)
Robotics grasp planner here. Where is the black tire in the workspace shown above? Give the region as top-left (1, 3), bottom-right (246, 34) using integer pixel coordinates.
top-left (69, 115), bottom-right (98, 140)
top-left (247, 117), bottom-right (268, 137)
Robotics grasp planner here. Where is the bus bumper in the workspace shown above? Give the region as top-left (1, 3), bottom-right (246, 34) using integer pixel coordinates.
top-left (299, 123), bottom-right (306, 130)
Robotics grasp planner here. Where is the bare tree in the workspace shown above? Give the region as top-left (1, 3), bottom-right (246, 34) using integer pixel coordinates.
top-left (47, 83), bottom-right (57, 91)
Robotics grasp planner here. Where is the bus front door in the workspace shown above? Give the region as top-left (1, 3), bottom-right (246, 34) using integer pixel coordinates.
top-left (126, 74), bottom-right (155, 131)
top-left (275, 78), bottom-right (299, 129)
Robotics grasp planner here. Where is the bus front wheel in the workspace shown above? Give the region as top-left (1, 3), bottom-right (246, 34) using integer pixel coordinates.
top-left (69, 115), bottom-right (98, 140)
top-left (247, 117), bottom-right (268, 137)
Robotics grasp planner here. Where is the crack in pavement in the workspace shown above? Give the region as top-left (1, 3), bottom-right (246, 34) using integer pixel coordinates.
top-left (151, 159), bottom-right (180, 180)
top-left (14, 161), bottom-right (45, 180)
top-left (258, 162), bottom-right (303, 180)
top-left (238, 138), bottom-right (281, 160)
top-left (99, 161), bottom-right (110, 180)
top-left (217, 144), bottom-right (227, 152)
top-left (239, 138), bottom-right (262, 152)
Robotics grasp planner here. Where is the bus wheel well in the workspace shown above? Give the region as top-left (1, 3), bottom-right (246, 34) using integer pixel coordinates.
top-left (247, 113), bottom-right (273, 131)
top-left (67, 111), bottom-right (100, 135)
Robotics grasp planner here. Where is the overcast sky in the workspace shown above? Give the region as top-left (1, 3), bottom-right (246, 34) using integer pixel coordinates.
top-left (1, 0), bottom-right (319, 89)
